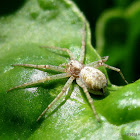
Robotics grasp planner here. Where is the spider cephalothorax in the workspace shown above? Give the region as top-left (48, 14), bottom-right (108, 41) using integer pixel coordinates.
top-left (68, 60), bottom-right (84, 77)
top-left (8, 22), bottom-right (128, 122)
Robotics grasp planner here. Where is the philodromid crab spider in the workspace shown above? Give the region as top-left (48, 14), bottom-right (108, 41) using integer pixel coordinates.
top-left (8, 22), bottom-right (128, 122)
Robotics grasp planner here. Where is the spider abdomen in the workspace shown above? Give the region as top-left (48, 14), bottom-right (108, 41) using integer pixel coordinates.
top-left (79, 66), bottom-right (107, 94)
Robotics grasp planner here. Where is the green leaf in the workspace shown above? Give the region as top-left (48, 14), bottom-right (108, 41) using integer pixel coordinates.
top-left (0, 0), bottom-right (140, 139)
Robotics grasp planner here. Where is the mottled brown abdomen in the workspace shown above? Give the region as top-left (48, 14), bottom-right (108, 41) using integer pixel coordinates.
top-left (79, 66), bottom-right (107, 94)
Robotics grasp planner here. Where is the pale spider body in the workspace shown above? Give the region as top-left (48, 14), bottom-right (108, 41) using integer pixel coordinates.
top-left (79, 67), bottom-right (107, 94)
top-left (8, 22), bottom-right (128, 122)
top-left (67, 60), bottom-right (107, 94)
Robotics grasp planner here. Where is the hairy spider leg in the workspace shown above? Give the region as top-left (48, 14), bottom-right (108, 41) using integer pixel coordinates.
top-left (76, 78), bottom-right (100, 122)
top-left (40, 46), bottom-right (76, 60)
top-left (87, 56), bottom-right (109, 67)
top-left (58, 63), bottom-right (68, 68)
top-left (101, 56), bottom-right (109, 62)
top-left (79, 22), bottom-right (86, 63)
top-left (101, 63), bottom-right (128, 84)
top-left (37, 76), bottom-right (75, 121)
top-left (12, 64), bottom-right (65, 72)
top-left (41, 22), bottom-right (86, 62)
top-left (8, 73), bottom-right (70, 92)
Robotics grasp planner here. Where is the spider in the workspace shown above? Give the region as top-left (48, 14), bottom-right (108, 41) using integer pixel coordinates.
top-left (8, 22), bottom-right (128, 122)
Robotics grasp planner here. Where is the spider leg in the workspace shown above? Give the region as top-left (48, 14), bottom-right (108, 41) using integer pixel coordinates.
top-left (79, 22), bottom-right (86, 63)
top-left (12, 64), bottom-right (65, 72)
top-left (8, 73), bottom-right (70, 92)
top-left (87, 56), bottom-right (109, 67)
top-left (76, 78), bottom-right (100, 122)
top-left (101, 63), bottom-right (128, 84)
top-left (37, 76), bottom-right (75, 121)
top-left (40, 46), bottom-right (76, 60)
top-left (58, 63), bottom-right (68, 68)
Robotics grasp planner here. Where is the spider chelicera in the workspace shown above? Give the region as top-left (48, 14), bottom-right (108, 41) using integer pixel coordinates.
top-left (8, 22), bottom-right (128, 122)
